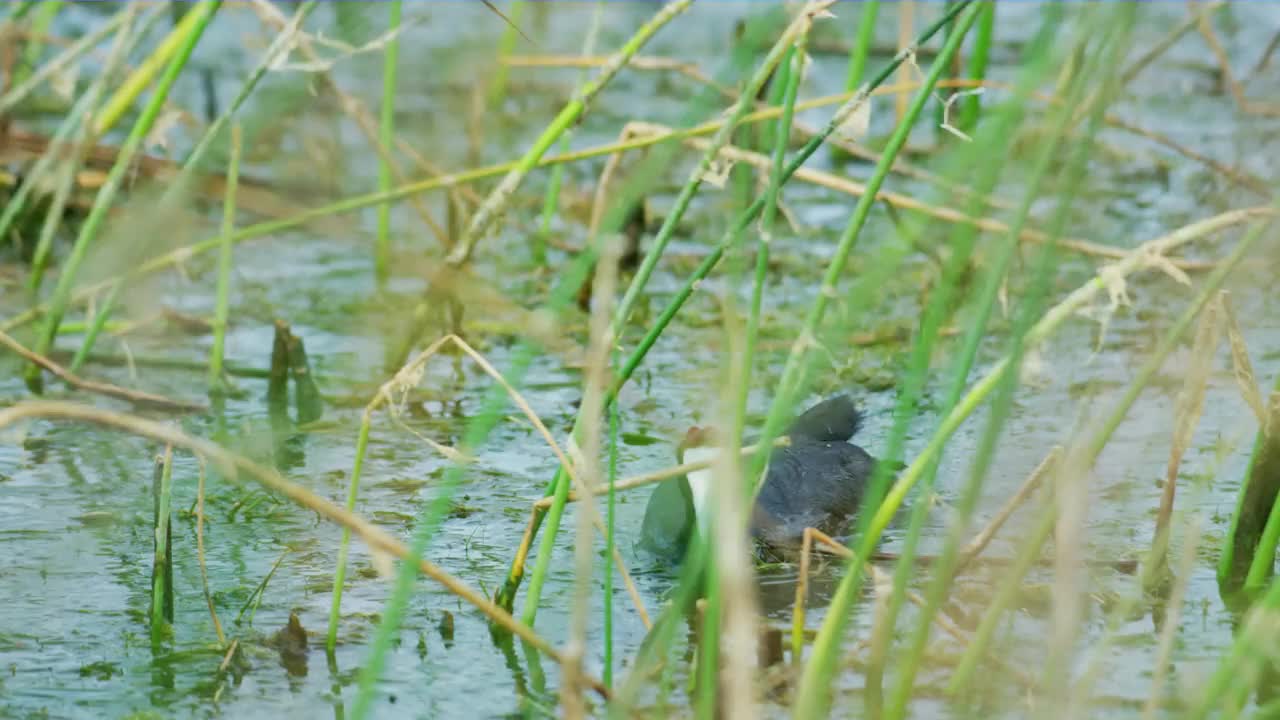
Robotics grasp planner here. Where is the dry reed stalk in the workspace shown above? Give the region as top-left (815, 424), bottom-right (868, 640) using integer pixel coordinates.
top-left (956, 447), bottom-right (1061, 573)
top-left (1143, 508), bottom-right (1208, 720)
top-left (1220, 292), bottom-right (1268, 430)
top-left (1193, 3), bottom-right (1280, 117)
top-left (565, 29), bottom-right (618, 704)
top-left (1046, 445), bottom-right (1091, 708)
top-left (512, 46), bottom-right (1268, 200)
top-left (623, 120), bottom-right (1216, 271)
top-left (895, 0), bottom-right (914, 123)
top-left (1149, 293), bottom-right (1222, 586)
top-left (712, 308), bottom-right (763, 720)
top-left (532, 438), bottom-right (791, 508)
top-left (0, 327), bottom-right (204, 412)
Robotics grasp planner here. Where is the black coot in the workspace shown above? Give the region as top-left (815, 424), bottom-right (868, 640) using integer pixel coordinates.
top-left (639, 394), bottom-right (881, 561)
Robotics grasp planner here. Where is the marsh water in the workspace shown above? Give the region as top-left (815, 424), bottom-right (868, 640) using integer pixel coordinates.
top-left (1, 2), bottom-right (1279, 718)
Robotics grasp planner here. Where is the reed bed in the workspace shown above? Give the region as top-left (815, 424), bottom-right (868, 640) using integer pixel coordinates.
top-left (0, 2), bottom-right (1277, 719)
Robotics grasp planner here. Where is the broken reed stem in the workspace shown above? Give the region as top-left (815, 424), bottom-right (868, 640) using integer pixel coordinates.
top-left (0, 400), bottom-right (610, 699)
top-left (151, 446), bottom-right (176, 636)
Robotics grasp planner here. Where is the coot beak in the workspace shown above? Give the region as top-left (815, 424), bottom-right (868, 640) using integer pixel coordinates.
top-left (675, 420), bottom-right (716, 458)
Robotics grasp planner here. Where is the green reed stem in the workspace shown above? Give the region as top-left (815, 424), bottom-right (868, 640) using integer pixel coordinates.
top-left (177, 0), bottom-right (319, 181)
top-left (1245, 487), bottom-right (1280, 589)
top-left (492, 13), bottom-right (775, 616)
top-left (790, 7), bottom-right (981, 718)
top-left (65, 0), bottom-right (317, 370)
top-left (885, 11), bottom-right (1070, 717)
top-left (520, 2), bottom-right (829, 628)
top-left (326, 418), bottom-right (371, 653)
top-left (209, 124), bottom-right (242, 394)
top-left (68, 285), bottom-right (121, 375)
top-left (449, 0), bottom-right (692, 265)
top-left (696, 547), bottom-right (721, 720)
top-left (374, 0), bottom-right (402, 285)
top-left (492, 0), bottom-right (974, 625)
top-left (749, 0), bottom-right (977, 502)
top-left (934, 0), bottom-right (957, 131)
top-left (6, 6), bottom-right (152, 295)
top-left (1240, 370), bottom-right (1280, 589)
top-left (1191, 574), bottom-right (1280, 719)
top-left (846, 1), bottom-right (879, 91)
top-left (534, 137), bottom-right (566, 266)
top-left (959, 1), bottom-right (995, 131)
top-left (745, 41), bottom-right (803, 449)
top-left (23, 0), bottom-right (220, 392)
top-left (534, 2), bottom-right (601, 268)
top-left (866, 4), bottom-right (1048, 694)
top-left (95, 0), bottom-right (219, 137)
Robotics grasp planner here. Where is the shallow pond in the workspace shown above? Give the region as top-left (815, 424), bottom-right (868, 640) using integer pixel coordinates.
top-left (1, 2), bottom-right (1279, 718)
